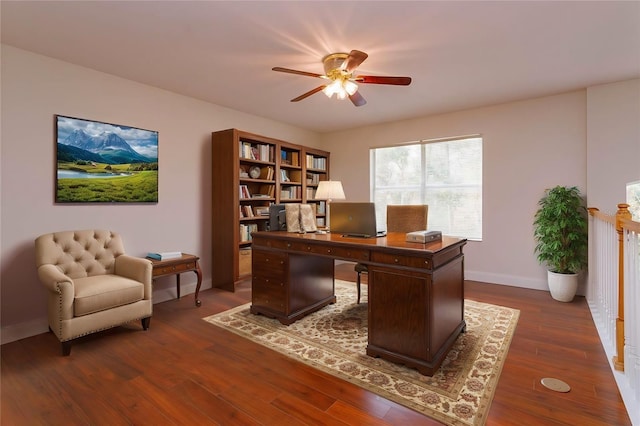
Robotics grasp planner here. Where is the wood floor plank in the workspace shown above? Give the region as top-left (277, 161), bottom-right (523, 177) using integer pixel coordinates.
top-left (0, 265), bottom-right (631, 425)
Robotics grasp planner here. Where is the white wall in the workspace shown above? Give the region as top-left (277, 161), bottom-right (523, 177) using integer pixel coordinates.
top-left (0, 45), bottom-right (320, 343)
top-left (587, 79), bottom-right (640, 213)
top-left (322, 92), bottom-right (589, 291)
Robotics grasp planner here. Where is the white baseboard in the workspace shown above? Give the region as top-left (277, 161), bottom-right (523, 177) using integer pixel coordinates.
top-left (1, 318), bottom-right (50, 345)
top-left (1, 279), bottom-right (213, 345)
top-left (465, 270), bottom-right (548, 291)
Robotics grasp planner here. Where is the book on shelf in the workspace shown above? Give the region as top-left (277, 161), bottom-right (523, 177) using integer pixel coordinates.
top-left (239, 184), bottom-right (251, 199)
top-left (281, 149), bottom-right (301, 166)
top-left (306, 187), bottom-right (316, 199)
top-left (289, 170), bottom-right (302, 183)
top-left (306, 172), bottom-right (320, 185)
top-left (259, 184), bottom-right (275, 197)
top-left (254, 206), bottom-right (270, 216)
top-left (239, 223), bottom-right (259, 242)
top-left (259, 166), bottom-right (274, 180)
top-left (305, 154), bottom-right (326, 170)
top-left (147, 251), bottom-right (182, 260)
top-left (243, 205), bottom-right (254, 217)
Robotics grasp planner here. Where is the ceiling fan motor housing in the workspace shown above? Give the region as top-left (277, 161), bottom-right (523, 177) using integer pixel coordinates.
top-left (323, 53), bottom-right (350, 77)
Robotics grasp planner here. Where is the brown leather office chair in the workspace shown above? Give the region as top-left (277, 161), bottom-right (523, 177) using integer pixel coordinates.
top-left (354, 205), bottom-right (428, 303)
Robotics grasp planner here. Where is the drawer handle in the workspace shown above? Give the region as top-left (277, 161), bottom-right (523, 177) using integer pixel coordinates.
top-left (307, 246), bottom-right (311, 251)
top-left (280, 261), bottom-right (284, 265)
top-left (287, 243), bottom-right (291, 248)
top-left (327, 249), bottom-right (331, 253)
top-left (394, 258), bottom-right (399, 263)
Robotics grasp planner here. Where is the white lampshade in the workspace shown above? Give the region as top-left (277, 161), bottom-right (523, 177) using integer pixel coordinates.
top-left (315, 181), bottom-right (345, 201)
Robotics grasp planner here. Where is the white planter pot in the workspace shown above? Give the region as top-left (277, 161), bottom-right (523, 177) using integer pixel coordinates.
top-left (547, 270), bottom-right (579, 302)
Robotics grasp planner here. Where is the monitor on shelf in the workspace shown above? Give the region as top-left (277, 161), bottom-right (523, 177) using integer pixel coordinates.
top-left (268, 204), bottom-right (287, 231)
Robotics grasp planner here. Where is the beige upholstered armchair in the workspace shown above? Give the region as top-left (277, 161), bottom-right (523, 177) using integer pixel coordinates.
top-left (35, 230), bottom-right (152, 355)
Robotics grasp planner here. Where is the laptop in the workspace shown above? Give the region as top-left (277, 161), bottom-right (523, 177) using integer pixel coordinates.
top-left (329, 202), bottom-right (386, 238)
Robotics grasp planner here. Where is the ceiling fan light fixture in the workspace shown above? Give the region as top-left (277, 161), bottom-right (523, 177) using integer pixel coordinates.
top-left (344, 80), bottom-right (358, 95)
top-left (322, 78), bottom-right (358, 100)
top-left (323, 79), bottom-right (343, 98)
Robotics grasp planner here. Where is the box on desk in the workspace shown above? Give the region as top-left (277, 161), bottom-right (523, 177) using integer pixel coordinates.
top-left (406, 230), bottom-right (442, 243)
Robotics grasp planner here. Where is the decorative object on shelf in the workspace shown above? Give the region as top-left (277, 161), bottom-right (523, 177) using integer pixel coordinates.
top-left (272, 50), bottom-right (411, 107)
top-left (249, 166), bottom-right (261, 179)
top-left (533, 186), bottom-right (588, 302)
top-left (315, 180), bottom-right (345, 232)
top-left (55, 115), bottom-right (158, 203)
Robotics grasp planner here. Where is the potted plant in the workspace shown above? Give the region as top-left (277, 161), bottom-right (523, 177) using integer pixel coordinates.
top-left (533, 185), bottom-right (588, 302)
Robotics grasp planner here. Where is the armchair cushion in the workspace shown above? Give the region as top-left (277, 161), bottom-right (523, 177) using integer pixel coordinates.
top-left (74, 275), bottom-right (144, 317)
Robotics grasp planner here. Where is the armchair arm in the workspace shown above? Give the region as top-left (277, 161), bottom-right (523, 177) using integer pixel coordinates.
top-left (115, 255), bottom-right (153, 299)
top-left (37, 264), bottom-right (74, 294)
top-left (37, 264), bottom-right (75, 320)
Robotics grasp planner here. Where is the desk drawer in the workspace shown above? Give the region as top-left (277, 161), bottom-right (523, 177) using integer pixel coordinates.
top-left (260, 238), bottom-right (369, 262)
top-left (370, 251), bottom-right (432, 269)
top-left (252, 278), bottom-right (286, 312)
top-left (153, 261), bottom-right (196, 277)
top-left (252, 250), bottom-right (287, 275)
top-left (307, 245), bottom-right (370, 261)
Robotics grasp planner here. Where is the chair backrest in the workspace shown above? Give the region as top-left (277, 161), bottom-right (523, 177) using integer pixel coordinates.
top-left (386, 205), bottom-right (428, 233)
top-left (35, 230), bottom-right (125, 279)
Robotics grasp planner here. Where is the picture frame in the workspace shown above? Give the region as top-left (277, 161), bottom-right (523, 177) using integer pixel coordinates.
top-left (55, 115), bottom-right (158, 203)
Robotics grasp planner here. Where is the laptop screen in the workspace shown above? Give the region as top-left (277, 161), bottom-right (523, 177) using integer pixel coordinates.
top-left (329, 202), bottom-right (385, 238)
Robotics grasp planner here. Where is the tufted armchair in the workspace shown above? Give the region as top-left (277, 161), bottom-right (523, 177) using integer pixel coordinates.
top-left (35, 230), bottom-right (152, 355)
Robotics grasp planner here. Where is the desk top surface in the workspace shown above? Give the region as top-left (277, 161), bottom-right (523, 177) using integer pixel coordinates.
top-left (252, 231), bottom-right (466, 254)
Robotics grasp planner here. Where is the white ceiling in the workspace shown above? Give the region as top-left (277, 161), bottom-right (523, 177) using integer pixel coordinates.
top-left (2, 1), bottom-right (639, 133)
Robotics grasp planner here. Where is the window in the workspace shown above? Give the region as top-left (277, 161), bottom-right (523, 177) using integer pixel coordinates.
top-left (371, 136), bottom-right (483, 240)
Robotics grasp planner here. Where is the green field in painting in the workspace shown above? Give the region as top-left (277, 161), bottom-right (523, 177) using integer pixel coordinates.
top-left (56, 167), bottom-right (158, 203)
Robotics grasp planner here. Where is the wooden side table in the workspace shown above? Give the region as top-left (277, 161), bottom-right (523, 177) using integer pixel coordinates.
top-left (147, 253), bottom-right (203, 307)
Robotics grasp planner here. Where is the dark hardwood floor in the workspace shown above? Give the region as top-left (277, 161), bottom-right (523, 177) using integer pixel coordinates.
top-left (1, 264), bottom-right (631, 425)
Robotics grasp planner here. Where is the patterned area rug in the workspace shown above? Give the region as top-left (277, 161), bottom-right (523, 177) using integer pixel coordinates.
top-left (203, 280), bottom-right (519, 425)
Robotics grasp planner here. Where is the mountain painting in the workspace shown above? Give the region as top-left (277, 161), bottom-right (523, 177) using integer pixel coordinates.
top-left (55, 115), bottom-right (158, 203)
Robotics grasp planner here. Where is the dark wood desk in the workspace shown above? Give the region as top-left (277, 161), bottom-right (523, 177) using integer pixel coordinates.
top-left (250, 231), bottom-right (467, 375)
top-left (147, 253), bottom-right (203, 307)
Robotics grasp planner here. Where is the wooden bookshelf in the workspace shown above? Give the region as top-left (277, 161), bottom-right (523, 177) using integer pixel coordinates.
top-left (212, 128), bottom-right (330, 291)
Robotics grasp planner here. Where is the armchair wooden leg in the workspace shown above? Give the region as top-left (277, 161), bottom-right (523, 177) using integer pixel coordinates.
top-left (141, 317), bottom-right (151, 330)
top-left (61, 341), bottom-right (71, 356)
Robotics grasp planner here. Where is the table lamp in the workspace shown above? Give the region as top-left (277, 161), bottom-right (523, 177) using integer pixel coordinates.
top-left (315, 180), bottom-right (346, 232)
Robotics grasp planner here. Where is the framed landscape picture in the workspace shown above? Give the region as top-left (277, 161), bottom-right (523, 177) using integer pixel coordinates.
top-left (55, 115), bottom-right (158, 203)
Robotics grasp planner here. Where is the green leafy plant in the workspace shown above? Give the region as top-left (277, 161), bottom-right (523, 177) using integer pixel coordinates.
top-left (533, 186), bottom-right (588, 274)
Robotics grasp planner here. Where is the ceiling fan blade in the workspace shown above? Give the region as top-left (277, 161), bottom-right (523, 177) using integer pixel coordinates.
top-left (355, 75), bottom-right (412, 86)
top-left (349, 91), bottom-right (367, 107)
top-left (291, 85), bottom-right (326, 102)
top-left (272, 67), bottom-right (324, 79)
top-left (343, 50), bottom-right (368, 73)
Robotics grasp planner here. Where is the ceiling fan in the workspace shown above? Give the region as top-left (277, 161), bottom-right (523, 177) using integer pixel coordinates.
top-left (272, 50), bottom-right (412, 107)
